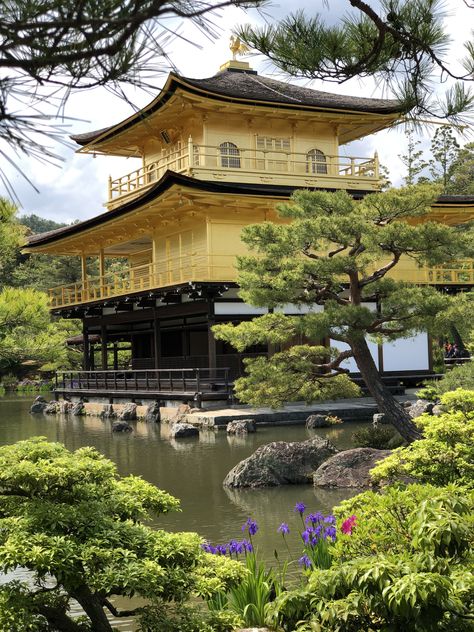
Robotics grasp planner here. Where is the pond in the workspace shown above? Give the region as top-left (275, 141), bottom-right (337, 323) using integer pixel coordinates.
top-left (0, 394), bottom-right (368, 628)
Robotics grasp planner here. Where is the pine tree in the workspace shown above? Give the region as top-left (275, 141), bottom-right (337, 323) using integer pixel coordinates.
top-left (214, 185), bottom-right (474, 443)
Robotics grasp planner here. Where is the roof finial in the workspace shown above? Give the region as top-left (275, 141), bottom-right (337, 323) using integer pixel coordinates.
top-left (229, 35), bottom-right (249, 60)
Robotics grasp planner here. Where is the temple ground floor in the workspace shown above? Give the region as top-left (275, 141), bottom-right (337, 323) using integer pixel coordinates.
top-left (55, 282), bottom-right (438, 405)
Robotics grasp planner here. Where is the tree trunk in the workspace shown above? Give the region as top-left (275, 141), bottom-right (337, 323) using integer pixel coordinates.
top-left (71, 586), bottom-right (113, 632)
top-left (450, 325), bottom-right (466, 350)
top-left (36, 604), bottom-right (84, 632)
top-left (351, 337), bottom-right (422, 442)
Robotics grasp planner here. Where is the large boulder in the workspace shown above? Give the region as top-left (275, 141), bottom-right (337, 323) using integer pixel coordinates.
top-left (145, 401), bottom-right (161, 423)
top-left (118, 402), bottom-right (137, 421)
top-left (112, 421), bottom-right (133, 433)
top-left (170, 423), bottom-right (199, 439)
top-left (226, 419), bottom-right (256, 435)
top-left (407, 399), bottom-right (434, 419)
top-left (30, 396), bottom-right (47, 414)
top-left (313, 448), bottom-right (391, 489)
top-left (223, 437), bottom-right (338, 488)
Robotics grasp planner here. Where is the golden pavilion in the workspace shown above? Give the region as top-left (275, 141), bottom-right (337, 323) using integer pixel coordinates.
top-left (26, 52), bottom-right (474, 402)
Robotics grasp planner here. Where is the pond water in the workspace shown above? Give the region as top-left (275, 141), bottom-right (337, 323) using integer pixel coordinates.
top-left (0, 394), bottom-right (368, 628)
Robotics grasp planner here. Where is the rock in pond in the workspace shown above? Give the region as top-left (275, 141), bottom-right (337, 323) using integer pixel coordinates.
top-left (313, 448), bottom-right (391, 489)
top-left (43, 401), bottom-right (59, 415)
top-left (58, 400), bottom-right (73, 414)
top-left (112, 421), bottom-right (133, 433)
top-left (70, 401), bottom-right (85, 416)
top-left (306, 415), bottom-right (340, 430)
top-left (145, 401), bottom-right (161, 423)
top-left (227, 419), bottom-right (256, 434)
top-left (30, 396), bottom-right (47, 414)
top-left (223, 437), bottom-right (337, 488)
top-left (170, 423), bottom-right (199, 439)
top-left (118, 402), bottom-right (137, 421)
top-left (100, 404), bottom-right (116, 419)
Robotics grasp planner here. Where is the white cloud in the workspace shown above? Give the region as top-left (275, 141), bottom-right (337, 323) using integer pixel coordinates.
top-left (2, 0), bottom-right (473, 221)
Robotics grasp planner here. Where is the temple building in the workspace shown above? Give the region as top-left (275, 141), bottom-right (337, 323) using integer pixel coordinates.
top-left (26, 51), bottom-right (474, 403)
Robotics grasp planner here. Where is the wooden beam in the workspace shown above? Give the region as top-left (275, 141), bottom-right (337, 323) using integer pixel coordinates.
top-left (101, 325), bottom-right (108, 370)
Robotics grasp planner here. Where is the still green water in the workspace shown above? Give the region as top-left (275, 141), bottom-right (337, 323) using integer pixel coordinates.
top-left (0, 395), bottom-right (367, 628)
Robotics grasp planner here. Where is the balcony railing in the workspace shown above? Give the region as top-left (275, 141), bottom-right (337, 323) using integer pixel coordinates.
top-left (48, 254), bottom-right (237, 309)
top-left (49, 255), bottom-right (474, 310)
top-left (108, 138), bottom-right (380, 203)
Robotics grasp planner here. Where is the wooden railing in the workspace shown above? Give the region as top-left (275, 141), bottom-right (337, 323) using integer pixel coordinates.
top-left (387, 259), bottom-right (474, 285)
top-left (48, 254), bottom-right (237, 308)
top-left (49, 256), bottom-right (474, 310)
top-left (55, 368), bottom-right (231, 399)
top-left (108, 138), bottom-right (380, 202)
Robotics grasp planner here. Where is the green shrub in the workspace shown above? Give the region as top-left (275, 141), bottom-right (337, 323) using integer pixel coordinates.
top-left (371, 389), bottom-right (474, 487)
top-left (419, 361), bottom-right (474, 399)
top-left (352, 425), bottom-right (401, 449)
top-left (0, 438), bottom-right (245, 632)
top-left (138, 601), bottom-right (240, 632)
top-left (266, 485), bottom-right (474, 632)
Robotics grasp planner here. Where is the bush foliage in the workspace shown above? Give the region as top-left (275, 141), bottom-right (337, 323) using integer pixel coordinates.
top-left (371, 389), bottom-right (474, 487)
top-left (0, 438), bottom-right (244, 632)
top-left (267, 485), bottom-right (474, 632)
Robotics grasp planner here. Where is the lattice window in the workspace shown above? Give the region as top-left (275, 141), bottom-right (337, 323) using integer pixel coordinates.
top-left (146, 163), bottom-right (157, 183)
top-left (307, 149), bottom-right (328, 174)
top-left (256, 136), bottom-right (290, 171)
top-left (220, 142), bottom-right (241, 168)
top-left (256, 136), bottom-right (291, 151)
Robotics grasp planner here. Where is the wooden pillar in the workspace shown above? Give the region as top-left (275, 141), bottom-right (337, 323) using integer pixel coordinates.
top-left (82, 322), bottom-right (90, 371)
top-left (99, 248), bottom-right (105, 298)
top-left (81, 254), bottom-right (88, 301)
top-left (153, 310), bottom-right (160, 369)
top-left (207, 299), bottom-right (216, 370)
top-left (101, 325), bottom-right (108, 370)
top-left (90, 346), bottom-right (95, 370)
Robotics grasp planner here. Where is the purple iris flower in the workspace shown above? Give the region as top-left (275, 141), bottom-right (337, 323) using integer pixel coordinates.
top-left (201, 543), bottom-right (216, 554)
top-left (324, 526), bottom-right (337, 541)
top-left (301, 528), bottom-right (313, 544)
top-left (324, 515), bottom-right (336, 525)
top-left (242, 539), bottom-right (253, 553)
top-left (228, 539), bottom-right (244, 555)
top-left (242, 517), bottom-right (259, 536)
top-left (294, 502), bottom-right (306, 515)
top-left (305, 512), bottom-right (324, 525)
top-left (216, 544), bottom-right (228, 555)
top-left (298, 554), bottom-right (312, 569)
top-left (278, 522), bottom-right (290, 535)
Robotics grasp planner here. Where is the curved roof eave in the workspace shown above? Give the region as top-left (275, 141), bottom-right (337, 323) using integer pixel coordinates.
top-left (71, 72), bottom-right (404, 151)
top-left (26, 170), bottom-right (375, 249)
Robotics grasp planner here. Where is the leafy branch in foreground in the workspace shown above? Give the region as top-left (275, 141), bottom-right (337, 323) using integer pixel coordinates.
top-left (0, 0), bottom-right (264, 197)
top-left (214, 185), bottom-right (474, 442)
top-left (236, 0), bottom-right (474, 124)
top-left (0, 438), bottom-right (245, 632)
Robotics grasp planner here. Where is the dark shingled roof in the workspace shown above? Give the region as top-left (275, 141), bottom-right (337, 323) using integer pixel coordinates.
top-left (183, 69), bottom-right (402, 113)
top-left (70, 68), bottom-right (404, 147)
top-left (436, 195), bottom-right (474, 204)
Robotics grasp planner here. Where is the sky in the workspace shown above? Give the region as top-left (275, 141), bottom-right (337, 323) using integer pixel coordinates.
top-left (2, 0), bottom-right (473, 224)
